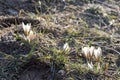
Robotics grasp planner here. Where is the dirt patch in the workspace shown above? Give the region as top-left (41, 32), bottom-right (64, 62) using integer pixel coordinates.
top-left (0, 0), bottom-right (36, 15)
top-left (19, 60), bottom-right (50, 80)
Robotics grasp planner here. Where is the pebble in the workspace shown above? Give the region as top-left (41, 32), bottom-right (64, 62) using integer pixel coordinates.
top-left (58, 70), bottom-right (65, 75)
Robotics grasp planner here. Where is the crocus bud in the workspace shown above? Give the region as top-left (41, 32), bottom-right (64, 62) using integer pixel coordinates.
top-left (89, 46), bottom-right (95, 58)
top-left (82, 46), bottom-right (90, 59)
top-left (87, 62), bottom-right (93, 70)
top-left (63, 43), bottom-right (70, 53)
top-left (27, 30), bottom-right (35, 42)
top-left (94, 47), bottom-right (102, 62)
top-left (22, 22), bottom-right (31, 36)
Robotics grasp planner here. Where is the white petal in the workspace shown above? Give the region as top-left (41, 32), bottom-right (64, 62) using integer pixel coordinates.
top-left (22, 22), bottom-right (26, 31)
top-left (97, 47), bottom-right (102, 56)
top-left (27, 30), bottom-right (35, 42)
top-left (94, 47), bottom-right (102, 61)
top-left (89, 46), bottom-right (95, 57)
top-left (63, 43), bottom-right (70, 52)
top-left (94, 49), bottom-right (98, 59)
top-left (26, 23), bottom-right (31, 33)
top-left (82, 46), bottom-right (90, 58)
top-left (87, 62), bottom-right (93, 70)
top-left (22, 22), bottom-right (31, 36)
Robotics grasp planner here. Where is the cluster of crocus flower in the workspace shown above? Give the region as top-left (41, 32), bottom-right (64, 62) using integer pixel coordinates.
top-left (22, 22), bottom-right (35, 42)
top-left (82, 46), bottom-right (102, 70)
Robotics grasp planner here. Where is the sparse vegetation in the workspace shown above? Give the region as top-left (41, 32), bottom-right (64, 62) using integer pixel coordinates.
top-left (0, 0), bottom-right (120, 80)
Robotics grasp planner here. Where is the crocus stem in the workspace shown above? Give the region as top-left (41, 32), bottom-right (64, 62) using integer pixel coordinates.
top-left (97, 62), bottom-right (100, 71)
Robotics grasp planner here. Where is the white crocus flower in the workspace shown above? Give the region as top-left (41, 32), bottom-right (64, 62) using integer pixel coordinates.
top-left (27, 30), bottom-right (35, 42)
top-left (63, 43), bottom-right (70, 53)
top-left (22, 22), bottom-right (31, 36)
top-left (94, 47), bottom-right (102, 62)
top-left (87, 61), bottom-right (93, 70)
top-left (82, 46), bottom-right (90, 59)
top-left (89, 46), bottom-right (95, 58)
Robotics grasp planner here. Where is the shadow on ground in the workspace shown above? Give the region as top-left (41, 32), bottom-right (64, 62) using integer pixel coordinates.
top-left (19, 58), bottom-right (51, 80)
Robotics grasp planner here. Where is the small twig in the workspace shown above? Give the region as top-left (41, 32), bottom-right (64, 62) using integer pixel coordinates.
top-left (95, 43), bottom-right (120, 55)
top-left (104, 46), bottom-right (120, 55)
top-left (93, 0), bottom-right (119, 11)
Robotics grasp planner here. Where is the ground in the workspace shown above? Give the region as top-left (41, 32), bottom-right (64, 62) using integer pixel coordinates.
top-left (0, 0), bottom-right (120, 80)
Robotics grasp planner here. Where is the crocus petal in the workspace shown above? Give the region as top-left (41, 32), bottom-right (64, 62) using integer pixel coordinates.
top-left (22, 22), bottom-right (31, 36)
top-left (97, 47), bottom-right (102, 56)
top-left (94, 47), bottom-right (102, 61)
top-left (89, 46), bottom-right (95, 58)
top-left (87, 62), bottom-right (93, 70)
top-left (27, 30), bottom-right (35, 42)
top-left (22, 22), bottom-right (26, 32)
top-left (63, 43), bottom-right (70, 53)
top-left (94, 49), bottom-right (98, 60)
top-left (26, 23), bottom-right (31, 33)
top-left (82, 46), bottom-right (90, 59)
